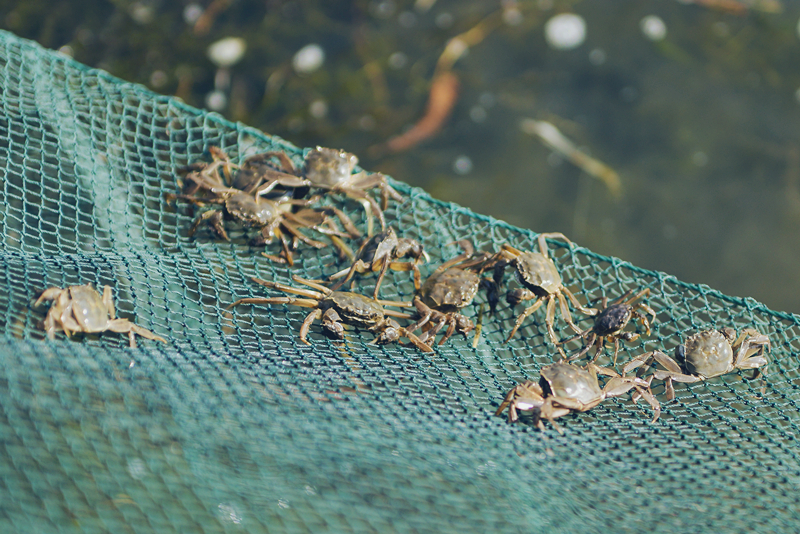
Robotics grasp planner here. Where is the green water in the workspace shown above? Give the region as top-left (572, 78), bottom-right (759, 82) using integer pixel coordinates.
top-left (3, 0), bottom-right (799, 312)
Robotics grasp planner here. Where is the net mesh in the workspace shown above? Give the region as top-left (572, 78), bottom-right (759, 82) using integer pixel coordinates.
top-left (2, 29), bottom-right (800, 533)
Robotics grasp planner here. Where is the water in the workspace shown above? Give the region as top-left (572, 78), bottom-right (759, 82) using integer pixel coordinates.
top-left (3, 0), bottom-right (799, 313)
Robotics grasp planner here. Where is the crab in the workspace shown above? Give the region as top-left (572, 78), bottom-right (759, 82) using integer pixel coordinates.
top-left (171, 156), bottom-right (359, 264)
top-left (230, 150), bottom-right (312, 196)
top-left (623, 327), bottom-right (770, 401)
top-left (250, 147), bottom-right (403, 236)
top-left (328, 226), bottom-right (427, 299)
top-left (180, 146), bottom-right (310, 199)
top-left (34, 284), bottom-right (166, 348)
top-left (492, 233), bottom-right (596, 352)
top-left (496, 361), bottom-right (660, 434)
top-left (406, 240), bottom-right (497, 346)
top-left (562, 288), bottom-right (657, 365)
top-left (228, 275), bottom-right (432, 352)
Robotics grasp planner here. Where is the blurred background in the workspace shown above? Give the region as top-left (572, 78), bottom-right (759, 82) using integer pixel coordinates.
top-left (2, 0), bottom-right (799, 313)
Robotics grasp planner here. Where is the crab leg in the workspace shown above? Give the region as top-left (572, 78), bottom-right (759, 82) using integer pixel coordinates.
top-left (632, 386), bottom-right (661, 423)
top-left (536, 232), bottom-right (572, 259)
top-left (290, 276), bottom-right (331, 294)
top-left (433, 240), bottom-right (476, 275)
top-left (537, 399), bottom-right (572, 433)
top-left (276, 228), bottom-right (294, 266)
top-left (505, 297), bottom-right (546, 343)
top-left (107, 319), bottom-right (167, 348)
top-left (244, 151), bottom-right (297, 174)
top-left (329, 235), bottom-right (356, 262)
top-left (253, 174), bottom-right (310, 198)
top-left (102, 285), bottom-right (116, 320)
top-left (371, 256), bottom-right (393, 299)
top-left (545, 297), bottom-right (563, 353)
top-left (376, 296), bottom-right (415, 308)
top-left (58, 297), bottom-right (77, 337)
top-left (317, 205), bottom-right (361, 238)
top-left (342, 187), bottom-right (385, 233)
top-left (34, 287), bottom-right (66, 307)
top-left (252, 276), bottom-right (326, 299)
top-left (189, 210), bottom-right (228, 240)
top-left (300, 309), bottom-right (323, 344)
top-left (279, 217), bottom-right (329, 248)
top-left (556, 291), bottom-right (583, 334)
top-left (381, 309), bottom-right (415, 319)
top-left (562, 286), bottom-right (598, 316)
top-left (733, 330), bottom-right (770, 367)
top-left (329, 260), bottom-right (371, 292)
top-left (228, 296), bottom-right (321, 310)
top-left (398, 328), bottom-right (434, 353)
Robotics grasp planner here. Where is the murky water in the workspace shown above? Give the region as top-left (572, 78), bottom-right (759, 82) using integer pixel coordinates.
top-left (3, 0), bottom-right (800, 312)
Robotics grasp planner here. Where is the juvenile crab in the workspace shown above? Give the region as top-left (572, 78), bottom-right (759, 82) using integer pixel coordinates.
top-left (492, 233), bottom-right (596, 351)
top-left (253, 147), bottom-right (403, 236)
top-left (180, 146), bottom-right (310, 199)
top-left (34, 284), bottom-right (166, 348)
top-left (228, 276), bottom-right (432, 352)
top-left (623, 327), bottom-right (770, 400)
top-left (407, 240), bottom-right (497, 346)
top-left (171, 158), bottom-right (359, 263)
top-left (562, 288), bottom-right (657, 365)
top-left (496, 362), bottom-right (660, 434)
top-left (328, 226), bottom-right (427, 299)
top-left (230, 150), bottom-right (312, 196)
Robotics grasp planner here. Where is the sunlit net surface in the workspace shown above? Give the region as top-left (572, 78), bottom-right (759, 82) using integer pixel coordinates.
top-left (2, 30), bottom-right (800, 533)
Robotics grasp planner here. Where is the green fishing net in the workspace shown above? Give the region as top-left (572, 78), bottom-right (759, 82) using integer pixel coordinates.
top-left (2, 29), bottom-right (800, 533)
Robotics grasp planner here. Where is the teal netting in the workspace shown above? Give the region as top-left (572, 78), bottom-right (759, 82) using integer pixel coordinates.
top-left (2, 29), bottom-right (800, 534)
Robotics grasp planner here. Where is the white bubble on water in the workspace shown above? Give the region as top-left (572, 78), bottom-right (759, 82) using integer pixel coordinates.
top-left (641, 15), bottom-right (667, 41)
top-left (293, 44), bottom-right (325, 74)
top-left (544, 13), bottom-right (586, 50)
top-left (207, 37), bottom-right (247, 67)
top-left (453, 155), bottom-right (473, 175)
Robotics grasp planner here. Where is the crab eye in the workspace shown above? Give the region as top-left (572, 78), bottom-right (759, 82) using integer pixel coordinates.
top-left (675, 344), bottom-right (686, 362)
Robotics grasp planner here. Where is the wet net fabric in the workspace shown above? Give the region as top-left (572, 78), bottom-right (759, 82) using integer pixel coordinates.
top-left (2, 29), bottom-right (800, 533)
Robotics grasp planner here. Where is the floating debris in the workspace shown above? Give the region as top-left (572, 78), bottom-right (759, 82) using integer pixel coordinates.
top-left (383, 70), bottom-right (459, 154)
top-left (520, 118), bottom-right (621, 196)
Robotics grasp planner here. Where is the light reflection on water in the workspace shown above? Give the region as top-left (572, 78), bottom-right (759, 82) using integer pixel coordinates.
top-left (5, 0), bottom-right (800, 312)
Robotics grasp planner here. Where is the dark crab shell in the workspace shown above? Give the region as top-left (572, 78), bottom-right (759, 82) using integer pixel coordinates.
top-left (592, 304), bottom-right (634, 336)
top-left (360, 228), bottom-right (399, 262)
top-left (419, 268), bottom-right (481, 313)
top-left (322, 292), bottom-right (385, 329)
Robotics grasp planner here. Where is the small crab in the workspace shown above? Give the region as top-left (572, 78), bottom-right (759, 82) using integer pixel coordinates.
top-left (328, 226), bottom-right (428, 299)
top-left (257, 147), bottom-right (403, 236)
top-left (623, 328), bottom-right (770, 400)
top-left (492, 233), bottom-right (595, 351)
top-left (34, 284), bottom-right (166, 348)
top-left (228, 275), bottom-right (432, 352)
top-left (407, 240), bottom-right (497, 346)
top-left (230, 151), bottom-right (311, 196)
top-left (562, 288), bottom-right (657, 364)
top-left (177, 187), bottom-right (332, 253)
top-left (171, 158), bottom-right (359, 263)
top-left (496, 362), bottom-right (660, 434)
top-left (180, 147), bottom-right (310, 199)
